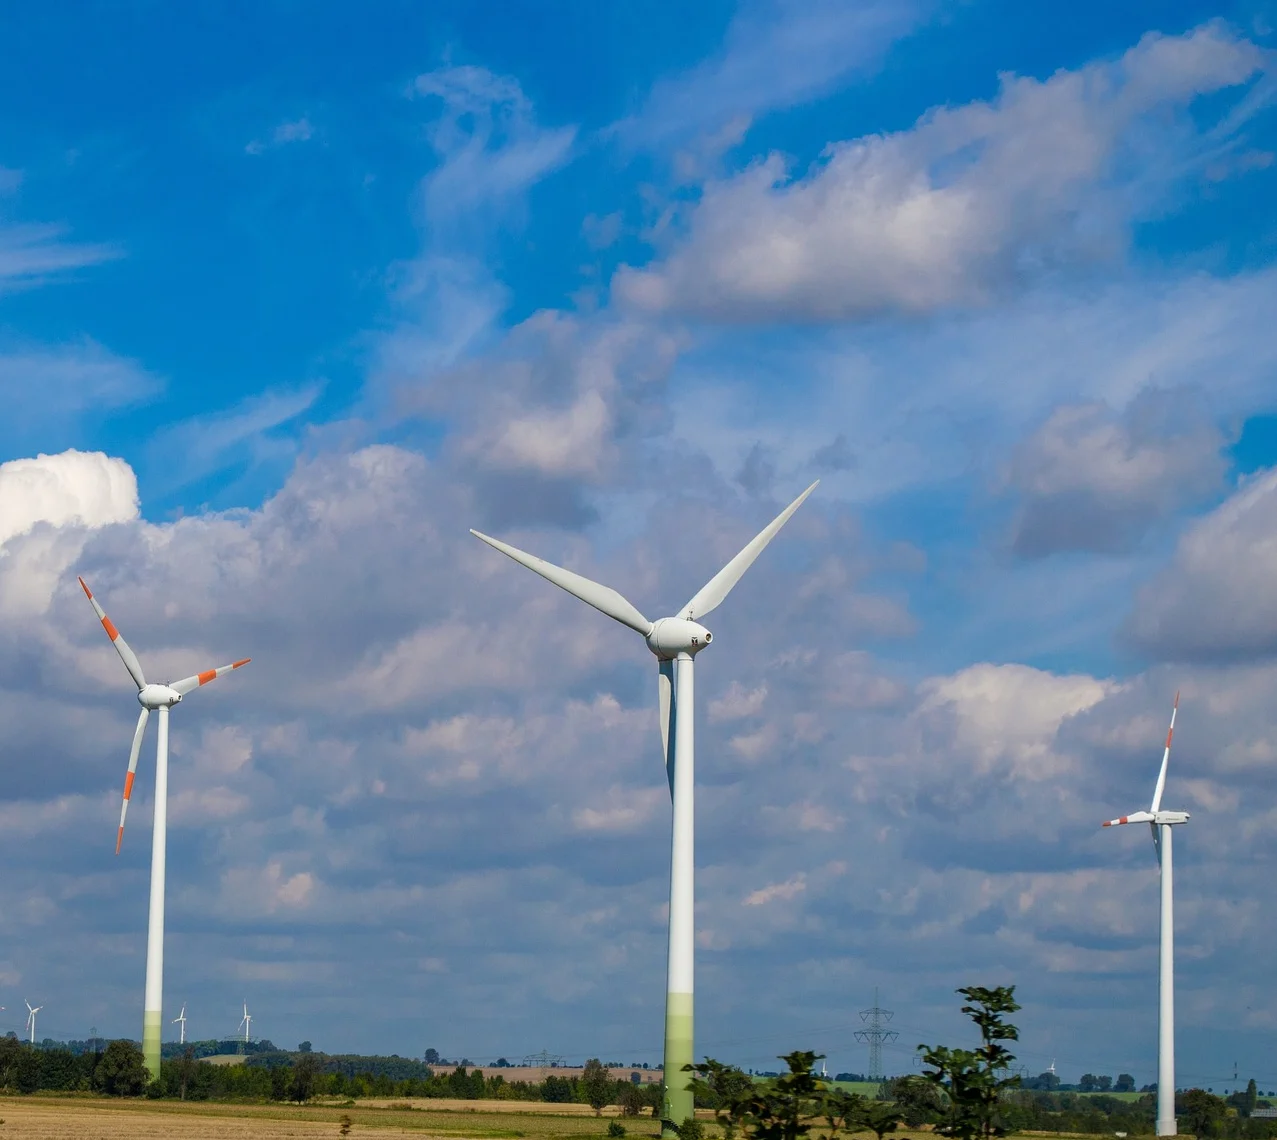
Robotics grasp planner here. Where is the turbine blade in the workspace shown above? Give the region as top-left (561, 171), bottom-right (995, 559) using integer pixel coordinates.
top-left (116, 707), bottom-right (150, 854)
top-left (78, 577), bottom-right (147, 690)
top-left (1151, 821), bottom-right (1161, 865)
top-left (470, 530), bottom-right (653, 636)
top-left (1150, 692), bottom-right (1179, 814)
top-left (658, 659), bottom-right (675, 799)
top-left (171, 658), bottom-right (251, 696)
top-left (679, 482), bottom-right (818, 621)
top-left (1102, 811), bottom-right (1155, 827)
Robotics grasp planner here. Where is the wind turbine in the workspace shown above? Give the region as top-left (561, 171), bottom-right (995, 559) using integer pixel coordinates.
top-left (79, 576), bottom-right (250, 1079)
top-left (1103, 693), bottom-right (1188, 1137)
top-left (471, 482), bottom-right (817, 1131)
top-left (174, 1003), bottom-right (187, 1045)
top-left (238, 1001), bottom-right (252, 1044)
top-left (25, 1001), bottom-right (42, 1044)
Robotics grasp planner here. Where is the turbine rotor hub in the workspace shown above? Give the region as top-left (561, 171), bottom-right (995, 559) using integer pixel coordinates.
top-left (646, 617), bottom-right (712, 659)
top-left (138, 684), bottom-right (182, 710)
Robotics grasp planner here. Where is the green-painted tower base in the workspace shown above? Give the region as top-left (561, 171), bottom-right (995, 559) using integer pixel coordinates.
top-left (662, 992), bottom-right (694, 1136)
top-left (143, 1009), bottom-right (163, 1081)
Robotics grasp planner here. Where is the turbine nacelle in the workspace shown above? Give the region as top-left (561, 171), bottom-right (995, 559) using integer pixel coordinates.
top-left (646, 618), bottom-right (713, 660)
top-left (138, 684), bottom-right (183, 710)
top-left (1103, 809), bottom-right (1190, 827)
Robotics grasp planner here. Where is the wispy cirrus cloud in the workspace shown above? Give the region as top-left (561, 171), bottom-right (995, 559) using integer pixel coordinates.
top-left (245, 116), bottom-right (317, 155)
top-left (0, 223), bottom-right (120, 292)
top-left (143, 384), bottom-right (323, 494)
top-left (615, 0), bottom-right (928, 155)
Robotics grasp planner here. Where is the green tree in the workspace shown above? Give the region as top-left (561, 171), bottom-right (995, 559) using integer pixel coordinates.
top-left (1115, 1074), bottom-right (1135, 1093)
top-left (0, 1037), bottom-right (25, 1092)
top-left (94, 1039), bottom-right (149, 1097)
top-left (290, 1053), bottom-right (318, 1103)
top-left (175, 1045), bottom-right (198, 1100)
top-left (543, 1075), bottom-right (573, 1103)
top-left (1179, 1089), bottom-right (1229, 1137)
top-left (298, 1041), bottom-right (313, 1053)
top-left (918, 986), bottom-right (1022, 1140)
top-left (687, 1050), bottom-right (828, 1140)
top-left (883, 1076), bottom-right (946, 1127)
top-left (582, 1059), bottom-right (613, 1115)
top-left (690, 1061), bottom-right (755, 1112)
top-left (618, 1081), bottom-right (646, 1116)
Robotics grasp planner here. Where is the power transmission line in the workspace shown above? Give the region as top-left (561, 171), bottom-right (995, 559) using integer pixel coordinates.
top-left (854, 988), bottom-right (898, 1081)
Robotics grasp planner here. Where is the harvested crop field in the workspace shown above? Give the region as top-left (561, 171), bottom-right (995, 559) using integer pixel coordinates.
top-left (0, 1096), bottom-right (672, 1138)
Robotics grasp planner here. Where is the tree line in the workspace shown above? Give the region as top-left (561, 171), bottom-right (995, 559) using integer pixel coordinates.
top-left (0, 1037), bottom-right (660, 1111)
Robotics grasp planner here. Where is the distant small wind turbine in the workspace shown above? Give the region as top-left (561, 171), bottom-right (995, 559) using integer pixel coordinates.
top-left (174, 1003), bottom-right (187, 1045)
top-left (79, 576), bottom-right (249, 1079)
top-left (1103, 694), bottom-right (1188, 1137)
top-left (25, 1001), bottom-right (42, 1044)
top-left (239, 1001), bottom-right (252, 1043)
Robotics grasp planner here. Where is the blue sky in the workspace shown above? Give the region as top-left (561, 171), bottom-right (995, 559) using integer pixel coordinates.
top-left (3, 0), bottom-right (1277, 1090)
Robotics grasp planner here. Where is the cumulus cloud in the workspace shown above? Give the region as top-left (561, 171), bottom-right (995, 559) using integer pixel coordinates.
top-left (1007, 395), bottom-right (1227, 557)
top-left (1127, 467), bottom-right (1277, 661)
top-left (397, 310), bottom-right (680, 527)
top-left (0, 449), bottom-right (138, 548)
top-left (615, 22), bottom-right (1268, 321)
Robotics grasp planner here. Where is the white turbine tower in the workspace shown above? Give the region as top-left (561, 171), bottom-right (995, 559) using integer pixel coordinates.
top-left (239, 1001), bottom-right (252, 1044)
top-left (1103, 693), bottom-right (1188, 1138)
top-left (79, 577), bottom-right (250, 1079)
top-left (25, 1001), bottom-right (42, 1044)
top-left (174, 1003), bottom-right (187, 1045)
top-left (471, 482), bottom-right (817, 1130)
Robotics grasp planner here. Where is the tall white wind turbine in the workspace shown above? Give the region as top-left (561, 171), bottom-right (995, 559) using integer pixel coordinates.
top-left (239, 1001), bottom-right (252, 1044)
top-left (79, 577), bottom-right (250, 1080)
top-left (472, 482), bottom-right (817, 1131)
top-left (1103, 693), bottom-right (1188, 1137)
top-left (174, 1003), bottom-right (187, 1045)
top-left (25, 1001), bottom-right (42, 1044)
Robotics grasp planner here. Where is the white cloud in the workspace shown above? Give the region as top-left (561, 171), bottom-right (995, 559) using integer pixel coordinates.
top-left (0, 339), bottom-right (159, 421)
top-left (709, 680), bottom-right (768, 722)
top-left (414, 65), bottom-right (576, 229)
top-left (615, 22), bottom-right (1268, 321)
top-left (743, 873), bottom-right (806, 906)
top-left (144, 384), bottom-right (322, 492)
top-left (245, 116), bottom-right (316, 155)
top-left (0, 223), bottom-right (119, 291)
top-left (917, 663), bottom-right (1113, 781)
top-left (1127, 467), bottom-right (1277, 661)
top-left (618, 0), bottom-right (926, 153)
top-left (0, 449), bottom-right (138, 548)
top-left (1006, 396), bottom-right (1227, 556)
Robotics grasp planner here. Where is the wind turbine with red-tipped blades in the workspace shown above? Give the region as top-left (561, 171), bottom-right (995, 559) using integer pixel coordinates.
top-left (78, 576), bottom-right (250, 1081)
top-left (1102, 694), bottom-right (1188, 1138)
top-left (471, 482), bottom-right (817, 1133)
